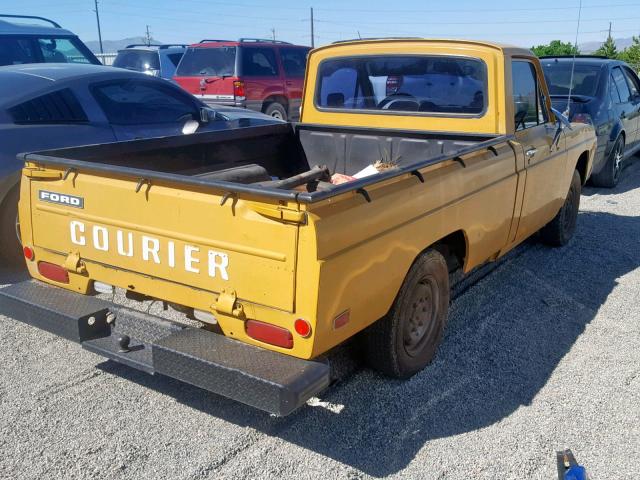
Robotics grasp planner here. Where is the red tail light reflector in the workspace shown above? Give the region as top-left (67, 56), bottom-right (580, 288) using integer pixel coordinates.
top-left (246, 320), bottom-right (293, 349)
top-left (23, 246), bottom-right (35, 261)
top-left (294, 318), bottom-right (312, 338)
top-left (233, 80), bottom-right (245, 99)
top-left (37, 262), bottom-right (70, 284)
top-left (333, 310), bottom-right (350, 330)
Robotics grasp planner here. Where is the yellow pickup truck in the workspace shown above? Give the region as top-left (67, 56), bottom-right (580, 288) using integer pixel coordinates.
top-left (0, 39), bottom-right (596, 415)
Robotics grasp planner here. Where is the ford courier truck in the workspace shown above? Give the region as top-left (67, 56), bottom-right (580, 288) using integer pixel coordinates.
top-left (0, 39), bottom-right (596, 416)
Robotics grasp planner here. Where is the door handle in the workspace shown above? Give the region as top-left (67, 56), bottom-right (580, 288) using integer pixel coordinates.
top-left (525, 148), bottom-right (537, 159)
top-left (286, 81), bottom-right (293, 86)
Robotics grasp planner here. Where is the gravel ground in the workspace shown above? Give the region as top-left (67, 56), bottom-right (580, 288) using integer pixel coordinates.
top-left (1, 159), bottom-right (639, 479)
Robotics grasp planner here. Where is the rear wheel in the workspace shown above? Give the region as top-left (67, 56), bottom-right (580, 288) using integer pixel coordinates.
top-left (540, 169), bottom-right (581, 247)
top-left (592, 136), bottom-right (624, 188)
top-left (264, 102), bottom-right (287, 121)
top-left (364, 249), bottom-right (450, 378)
top-left (0, 186), bottom-right (22, 266)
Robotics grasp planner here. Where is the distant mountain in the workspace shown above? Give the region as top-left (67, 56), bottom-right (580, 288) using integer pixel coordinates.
top-left (580, 37), bottom-right (635, 53)
top-left (85, 37), bottom-right (165, 53)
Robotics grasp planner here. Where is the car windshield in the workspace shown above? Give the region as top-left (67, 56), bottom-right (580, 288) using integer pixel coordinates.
top-left (113, 50), bottom-right (160, 71)
top-left (542, 62), bottom-right (601, 96)
top-left (0, 36), bottom-right (98, 66)
top-left (316, 55), bottom-right (487, 115)
top-left (175, 46), bottom-right (236, 76)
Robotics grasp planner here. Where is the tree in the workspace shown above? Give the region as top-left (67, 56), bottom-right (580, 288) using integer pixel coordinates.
top-left (531, 40), bottom-right (580, 57)
top-left (595, 35), bottom-right (618, 58)
top-left (618, 36), bottom-right (640, 69)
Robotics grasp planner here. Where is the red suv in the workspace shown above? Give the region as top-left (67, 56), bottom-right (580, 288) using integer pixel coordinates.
top-left (173, 38), bottom-right (310, 121)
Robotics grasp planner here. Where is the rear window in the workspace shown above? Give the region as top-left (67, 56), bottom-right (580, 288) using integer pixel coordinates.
top-left (176, 47), bottom-right (236, 76)
top-left (9, 88), bottom-right (88, 124)
top-left (541, 62), bottom-right (601, 96)
top-left (0, 37), bottom-right (38, 65)
top-left (113, 50), bottom-right (160, 71)
top-left (316, 55), bottom-right (487, 115)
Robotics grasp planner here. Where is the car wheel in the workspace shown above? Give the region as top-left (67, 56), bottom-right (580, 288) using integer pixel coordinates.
top-left (540, 169), bottom-right (581, 247)
top-left (264, 102), bottom-right (287, 121)
top-left (0, 186), bottom-right (23, 266)
top-left (364, 249), bottom-right (450, 378)
top-left (591, 136), bottom-right (624, 188)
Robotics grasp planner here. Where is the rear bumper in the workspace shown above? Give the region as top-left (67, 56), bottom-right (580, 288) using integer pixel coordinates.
top-left (0, 280), bottom-right (330, 416)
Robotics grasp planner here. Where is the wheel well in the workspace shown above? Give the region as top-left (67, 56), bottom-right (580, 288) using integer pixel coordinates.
top-left (432, 230), bottom-right (467, 273)
top-left (262, 95), bottom-right (288, 113)
top-left (575, 151), bottom-right (590, 185)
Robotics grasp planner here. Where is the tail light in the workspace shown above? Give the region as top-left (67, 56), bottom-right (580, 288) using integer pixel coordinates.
top-left (246, 320), bottom-right (293, 349)
top-left (572, 113), bottom-right (593, 125)
top-left (233, 80), bottom-right (245, 100)
top-left (23, 246), bottom-right (35, 261)
top-left (294, 318), bottom-right (312, 338)
top-left (386, 75), bottom-right (403, 96)
top-left (333, 310), bottom-right (350, 330)
top-left (37, 262), bottom-right (69, 284)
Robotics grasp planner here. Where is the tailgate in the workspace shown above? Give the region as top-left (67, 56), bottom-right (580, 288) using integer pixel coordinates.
top-left (27, 169), bottom-right (300, 311)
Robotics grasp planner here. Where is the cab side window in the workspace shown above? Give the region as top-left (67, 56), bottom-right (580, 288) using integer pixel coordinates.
top-left (611, 67), bottom-right (631, 103)
top-left (512, 60), bottom-right (548, 130)
top-left (622, 66), bottom-right (640, 99)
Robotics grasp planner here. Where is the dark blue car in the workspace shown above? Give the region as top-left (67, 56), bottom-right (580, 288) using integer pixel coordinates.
top-left (541, 56), bottom-right (640, 187)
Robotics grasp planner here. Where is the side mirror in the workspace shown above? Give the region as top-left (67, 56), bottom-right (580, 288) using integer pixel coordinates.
top-left (551, 107), bottom-right (572, 129)
top-left (200, 107), bottom-right (210, 123)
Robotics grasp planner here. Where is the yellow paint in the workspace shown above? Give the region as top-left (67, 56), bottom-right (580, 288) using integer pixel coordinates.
top-left (19, 39), bottom-right (596, 360)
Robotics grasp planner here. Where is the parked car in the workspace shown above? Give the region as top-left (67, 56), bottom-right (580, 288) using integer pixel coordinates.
top-left (0, 63), bottom-right (281, 265)
top-left (173, 38), bottom-right (310, 121)
top-left (541, 56), bottom-right (640, 187)
top-left (0, 14), bottom-right (100, 66)
top-left (113, 44), bottom-right (187, 80)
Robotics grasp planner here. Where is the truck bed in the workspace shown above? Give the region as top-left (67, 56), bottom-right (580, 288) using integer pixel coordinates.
top-left (22, 123), bottom-right (506, 203)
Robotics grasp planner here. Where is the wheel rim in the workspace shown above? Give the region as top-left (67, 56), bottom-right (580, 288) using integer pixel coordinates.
top-left (271, 110), bottom-right (283, 119)
top-left (403, 277), bottom-right (439, 357)
top-left (613, 142), bottom-right (623, 181)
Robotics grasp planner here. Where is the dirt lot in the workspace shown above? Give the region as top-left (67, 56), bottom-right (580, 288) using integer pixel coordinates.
top-left (1, 160), bottom-right (639, 480)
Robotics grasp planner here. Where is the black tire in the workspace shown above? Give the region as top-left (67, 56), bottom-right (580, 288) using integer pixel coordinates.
top-left (591, 136), bottom-right (624, 188)
top-left (540, 169), bottom-right (581, 247)
top-left (364, 249), bottom-right (450, 378)
top-left (264, 102), bottom-right (287, 121)
top-left (0, 185), bottom-right (22, 266)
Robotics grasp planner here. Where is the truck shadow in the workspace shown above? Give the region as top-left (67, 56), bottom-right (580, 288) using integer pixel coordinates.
top-left (97, 206), bottom-right (640, 477)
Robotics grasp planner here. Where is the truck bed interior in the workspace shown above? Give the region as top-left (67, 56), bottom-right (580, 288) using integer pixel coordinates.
top-left (26, 123), bottom-right (500, 200)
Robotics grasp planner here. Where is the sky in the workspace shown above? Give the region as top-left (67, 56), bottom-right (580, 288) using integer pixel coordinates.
top-left (10, 0), bottom-right (640, 49)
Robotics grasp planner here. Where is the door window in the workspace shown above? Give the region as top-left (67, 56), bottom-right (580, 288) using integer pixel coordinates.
top-left (612, 67), bottom-right (632, 103)
top-left (280, 48), bottom-right (308, 77)
top-left (512, 60), bottom-right (546, 130)
top-left (241, 47), bottom-right (278, 77)
top-left (622, 66), bottom-right (640, 98)
top-left (37, 38), bottom-right (93, 64)
top-left (0, 37), bottom-right (38, 65)
top-left (91, 80), bottom-right (197, 125)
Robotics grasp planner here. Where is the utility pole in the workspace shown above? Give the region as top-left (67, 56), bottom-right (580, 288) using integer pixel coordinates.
top-left (94, 0), bottom-right (104, 54)
top-left (271, 27), bottom-right (276, 41)
top-left (608, 21), bottom-right (612, 39)
top-left (145, 25), bottom-right (152, 46)
top-left (310, 7), bottom-right (314, 48)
